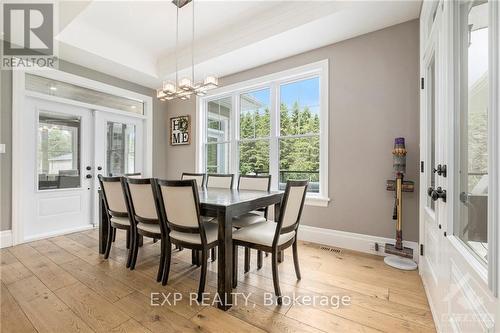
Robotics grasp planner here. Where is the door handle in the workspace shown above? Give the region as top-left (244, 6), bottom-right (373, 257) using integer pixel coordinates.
top-left (428, 186), bottom-right (446, 202)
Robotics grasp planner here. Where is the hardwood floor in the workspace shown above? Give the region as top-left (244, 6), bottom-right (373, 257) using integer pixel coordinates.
top-left (0, 229), bottom-right (436, 333)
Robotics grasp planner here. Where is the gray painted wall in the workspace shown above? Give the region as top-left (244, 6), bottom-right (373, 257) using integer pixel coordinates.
top-left (0, 60), bottom-right (168, 231)
top-left (164, 20), bottom-right (420, 241)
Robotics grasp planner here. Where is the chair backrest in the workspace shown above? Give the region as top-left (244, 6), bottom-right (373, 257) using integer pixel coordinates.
top-left (98, 175), bottom-right (128, 217)
top-left (206, 174), bottom-right (234, 189)
top-left (238, 175), bottom-right (271, 191)
top-left (153, 179), bottom-right (208, 244)
top-left (181, 172), bottom-right (206, 187)
top-left (274, 180), bottom-right (308, 243)
top-left (122, 178), bottom-right (159, 224)
top-left (125, 172), bottom-right (142, 178)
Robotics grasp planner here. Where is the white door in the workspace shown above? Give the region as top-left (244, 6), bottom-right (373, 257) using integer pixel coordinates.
top-left (419, 1), bottom-right (498, 332)
top-left (21, 97), bottom-right (94, 241)
top-left (420, 1), bottom-right (448, 311)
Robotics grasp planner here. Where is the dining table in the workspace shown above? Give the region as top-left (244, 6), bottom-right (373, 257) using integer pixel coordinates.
top-left (99, 187), bottom-right (284, 310)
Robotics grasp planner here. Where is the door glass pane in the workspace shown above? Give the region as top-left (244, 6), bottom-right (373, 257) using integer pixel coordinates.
top-left (239, 139), bottom-right (269, 175)
top-left (428, 57), bottom-right (436, 211)
top-left (280, 77), bottom-right (320, 136)
top-left (456, 0), bottom-right (489, 263)
top-left (279, 136), bottom-right (319, 193)
top-left (106, 122), bottom-right (136, 176)
top-left (38, 112), bottom-right (81, 190)
top-left (206, 143), bottom-right (230, 174)
top-left (240, 89), bottom-right (270, 139)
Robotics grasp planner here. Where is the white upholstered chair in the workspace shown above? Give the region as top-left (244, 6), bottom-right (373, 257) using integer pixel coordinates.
top-left (206, 174), bottom-right (234, 189)
top-left (98, 175), bottom-right (134, 267)
top-left (181, 172), bottom-right (206, 187)
top-left (153, 179), bottom-right (221, 300)
top-left (233, 175), bottom-right (271, 271)
top-left (232, 180), bottom-right (308, 304)
top-left (122, 177), bottom-right (167, 283)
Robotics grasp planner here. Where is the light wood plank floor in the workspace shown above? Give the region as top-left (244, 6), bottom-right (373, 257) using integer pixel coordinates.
top-left (1, 228), bottom-right (436, 333)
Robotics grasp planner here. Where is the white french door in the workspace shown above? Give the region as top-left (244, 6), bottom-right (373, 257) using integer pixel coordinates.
top-left (19, 98), bottom-right (145, 241)
top-left (21, 97), bottom-right (94, 241)
top-left (420, 1), bottom-right (499, 332)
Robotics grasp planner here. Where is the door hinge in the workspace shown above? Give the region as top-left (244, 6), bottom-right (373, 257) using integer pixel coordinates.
top-left (421, 77), bottom-right (424, 90)
top-left (420, 244), bottom-right (424, 256)
top-left (420, 161), bottom-right (424, 173)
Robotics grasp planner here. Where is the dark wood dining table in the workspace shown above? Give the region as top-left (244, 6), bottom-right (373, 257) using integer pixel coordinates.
top-left (99, 187), bottom-right (283, 310)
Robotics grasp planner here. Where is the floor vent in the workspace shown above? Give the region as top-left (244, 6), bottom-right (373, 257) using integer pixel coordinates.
top-left (319, 246), bottom-right (343, 254)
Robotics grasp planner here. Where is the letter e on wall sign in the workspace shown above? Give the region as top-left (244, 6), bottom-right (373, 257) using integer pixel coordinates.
top-left (170, 115), bottom-right (191, 145)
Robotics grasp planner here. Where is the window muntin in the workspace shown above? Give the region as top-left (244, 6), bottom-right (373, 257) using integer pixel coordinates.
top-left (201, 64), bottom-right (327, 199)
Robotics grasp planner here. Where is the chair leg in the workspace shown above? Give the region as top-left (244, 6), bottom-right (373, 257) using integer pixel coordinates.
top-left (232, 245), bottom-right (238, 288)
top-left (244, 247), bottom-right (250, 273)
top-left (153, 238), bottom-right (158, 243)
top-left (129, 232), bottom-right (140, 270)
top-left (257, 250), bottom-right (263, 270)
top-left (196, 251), bottom-right (201, 267)
top-left (157, 238), bottom-right (166, 282)
top-left (126, 230), bottom-right (130, 249)
top-left (104, 226), bottom-right (113, 259)
top-left (112, 228), bottom-right (116, 242)
top-left (162, 240), bottom-right (172, 285)
top-left (138, 235), bottom-right (144, 247)
top-left (278, 250), bottom-right (284, 263)
top-left (271, 250), bottom-right (282, 305)
top-left (197, 249), bottom-right (208, 302)
top-left (126, 228), bottom-right (135, 268)
top-left (211, 247), bottom-right (216, 262)
top-left (191, 249), bottom-right (197, 265)
top-left (292, 239), bottom-right (301, 280)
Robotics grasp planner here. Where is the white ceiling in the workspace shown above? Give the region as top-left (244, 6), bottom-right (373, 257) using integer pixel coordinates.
top-left (55, 0), bottom-right (422, 89)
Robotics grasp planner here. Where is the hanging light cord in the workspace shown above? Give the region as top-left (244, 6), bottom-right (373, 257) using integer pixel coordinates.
top-left (175, 3), bottom-right (179, 88)
top-left (191, 0), bottom-right (195, 85)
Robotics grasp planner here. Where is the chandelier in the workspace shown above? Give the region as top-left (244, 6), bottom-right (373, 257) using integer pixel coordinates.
top-left (157, 0), bottom-right (218, 101)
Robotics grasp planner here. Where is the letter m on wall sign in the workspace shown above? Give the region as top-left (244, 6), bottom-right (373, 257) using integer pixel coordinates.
top-left (3, 3), bottom-right (53, 56)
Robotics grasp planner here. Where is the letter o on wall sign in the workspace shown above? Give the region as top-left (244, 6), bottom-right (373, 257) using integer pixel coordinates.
top-left (170, 115), bottom-right (191, 145)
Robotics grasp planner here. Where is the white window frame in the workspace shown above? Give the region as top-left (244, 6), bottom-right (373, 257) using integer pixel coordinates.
top-left (196, 60), bottom-right (329, 207)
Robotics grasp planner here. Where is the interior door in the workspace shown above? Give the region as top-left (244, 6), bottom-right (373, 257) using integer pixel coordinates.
top-left (21, 97), bottom-right (94, 241)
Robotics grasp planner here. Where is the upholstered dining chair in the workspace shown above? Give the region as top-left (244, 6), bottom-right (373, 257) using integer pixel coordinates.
top-left (233, 175), bottom-right (271, 271)
top-left (232, 180), bottom-right (308, 304)
top-left (98, 175), bottom-right (134, 267)
top-left (122, 177), bottom-right (167, 283)
top-left (206, 173), bottom-right (234, 189)
top-left (153, 179), bottom-right (221, 301)
top-left (181, 172), bottom-right (206, 187)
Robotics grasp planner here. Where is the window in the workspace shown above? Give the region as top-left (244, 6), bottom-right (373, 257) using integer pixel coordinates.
top-left (199, 61), bottom-right (329, 205)
top-left (454, 0), bottom-right (489, 264)
top-left (106, 122), bottom-right (136, 176)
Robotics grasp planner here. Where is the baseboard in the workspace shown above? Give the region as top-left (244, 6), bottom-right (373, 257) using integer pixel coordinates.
top-left (298, 225), bottom-right (419, 262)
top-left (22, 225), bottom-right (95, 244)
top-left (0, 230), bottom-right (13, 248)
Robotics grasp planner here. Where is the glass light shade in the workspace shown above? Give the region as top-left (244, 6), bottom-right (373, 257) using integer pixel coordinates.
top-left (157, 89), bottom-right (167, 99)
top-left (179, 78), bottom-right (193, 91)
top-left (203, 76), bottom-right (218, 88)
top-left (162, 81), bottom-right (176, 94)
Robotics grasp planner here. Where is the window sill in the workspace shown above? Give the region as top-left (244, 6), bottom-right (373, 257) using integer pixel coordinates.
top-left (305, 195), bottom-right (330, 207)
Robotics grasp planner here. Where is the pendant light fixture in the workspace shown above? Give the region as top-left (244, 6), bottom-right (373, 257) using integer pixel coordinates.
top-left (157, 0), bottom-right (218, 101)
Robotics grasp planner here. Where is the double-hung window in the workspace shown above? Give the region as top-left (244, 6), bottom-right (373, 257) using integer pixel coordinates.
top-left (198, 60), bottom-right (329, 206)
